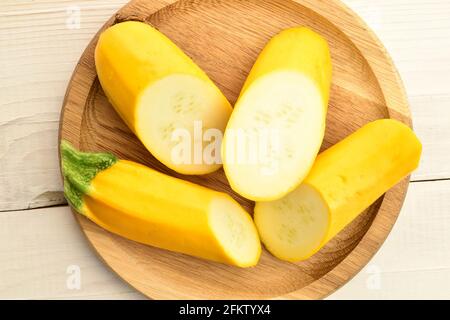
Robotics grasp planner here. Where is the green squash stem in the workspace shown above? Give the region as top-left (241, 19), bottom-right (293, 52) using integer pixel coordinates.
top-left (60, 140), bottom-right (118, 213)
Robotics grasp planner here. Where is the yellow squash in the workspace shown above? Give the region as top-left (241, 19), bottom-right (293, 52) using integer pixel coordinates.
top-left (95, 21), bottom-right (232, 175)
top-left (222, 27), bottom-right (332, 201)
top-left (61, 141), bottom-right (261, 267)
top-left (254, 119), bottom-right (422, 262)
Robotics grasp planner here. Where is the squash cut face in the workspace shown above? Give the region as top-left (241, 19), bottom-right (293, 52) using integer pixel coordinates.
top-left (254, 184), bottom-right (329, 262)
top-left (136, 74), bottom-right (231, 175)
top-left (209, 196), bottom-right (262, 267)
top-left (223, 71), bottom-right (325, 201)
top-left (221, 27), bottom-right (332, 201)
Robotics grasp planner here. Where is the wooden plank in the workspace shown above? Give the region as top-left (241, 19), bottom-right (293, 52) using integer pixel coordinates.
top-left (0, 1), bottom-right (128, 211)
top-left (0, 0), bottom-right (448, 299)
top-left (0, 206), bottom-right (145, 299)
top-left (345, 0), bottom-right (450, 97)
top-left (342, 0), bottom-right (450, 181)
top-left (410, 95), bottom-right (450, 181)
top-left (0, 0), bottom-right (449, 210)
top-left (328, 268), bottom-right (450, 300)
top-left (328, 179), bottom-right (450, 299)
top-left (1, 180), bottom-right (448, 299)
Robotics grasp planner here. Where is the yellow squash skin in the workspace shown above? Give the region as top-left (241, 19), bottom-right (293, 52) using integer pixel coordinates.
top-left (239, 27), bottom-right (332, 104)
top-left (306, 119), bottom-right (422, 243)
top-left (254, 119), bottom-right (422, 262)
top-left (95, 21), bottom-right (232, 175)
top-left (222, 27), bottom-right (332, 201)
top-left (61, 142), bottom-right (261, 268)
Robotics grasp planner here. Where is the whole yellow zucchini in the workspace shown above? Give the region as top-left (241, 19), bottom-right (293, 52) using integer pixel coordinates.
top-left (61, 141), bottom-right (261, 267)
top-left (95, 21), bottom-right (232, 175)
top-left (222, 27), bottom-right (332, 201)
top-left (254, 119), bottom-right (422, 262)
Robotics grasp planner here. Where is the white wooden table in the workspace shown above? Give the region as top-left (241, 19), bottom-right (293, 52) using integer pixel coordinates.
top-left (1, 0), bottom-right (449, 300)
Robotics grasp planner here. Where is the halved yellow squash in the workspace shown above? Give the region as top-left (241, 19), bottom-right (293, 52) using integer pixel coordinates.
top-left (222, 27), bottom-right (332, 201)
top-left (95, 21), bottom-right (232, 175)
top-left (61, 141), bottom-right (261, 267)
top-left (254, 119), bottom-right (422, 262)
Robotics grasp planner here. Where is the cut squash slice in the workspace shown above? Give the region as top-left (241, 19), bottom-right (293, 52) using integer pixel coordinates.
top-left (95, 21), bottom-right (232, 175)
top-left (61, 141), bottom-right (261, 267)
top-left (222, 27), bottom-right (332, 201)
top-left (254, 119), bottom-right (422, 262)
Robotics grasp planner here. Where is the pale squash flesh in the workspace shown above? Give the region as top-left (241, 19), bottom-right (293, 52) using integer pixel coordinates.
top-left (222, 27), bottom-right (332, 201)
top-left (95, 21), bottom-right (232, 175)
top-left (254, 119), bottom-right (422, 262)
top-left (61, 141), bottom-right (261, 267)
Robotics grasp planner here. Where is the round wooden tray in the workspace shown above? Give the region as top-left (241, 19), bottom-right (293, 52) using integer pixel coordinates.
top-left (59, 0), bottom-right (411, 299)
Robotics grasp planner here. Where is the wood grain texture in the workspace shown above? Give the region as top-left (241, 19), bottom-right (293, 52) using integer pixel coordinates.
top-left (344, 0), bottom-right (450, 182)
top-left (2, 181), bottom-right (449, 300)
top-left (0, 0), bottom-right (128, 211)
top-left (410, 95), bottom-right (450, 181)
top-left (59, 0), bottom-right (412, 299)
top-left (1, 0), bottom-right (450, 211)
top-left (329, 179), bottom-right (450, 299)
top-left (0, 206), bottom-right (144, 300)
top-left (1, 0), bottom-right (449, 300)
